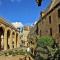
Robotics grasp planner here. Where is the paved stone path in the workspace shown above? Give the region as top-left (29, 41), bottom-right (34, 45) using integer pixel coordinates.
top-left (0, 55), bottom-right (34, 60)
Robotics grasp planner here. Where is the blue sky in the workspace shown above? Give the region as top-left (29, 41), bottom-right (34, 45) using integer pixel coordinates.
top-left (0, 0), bottom-right (51, 26)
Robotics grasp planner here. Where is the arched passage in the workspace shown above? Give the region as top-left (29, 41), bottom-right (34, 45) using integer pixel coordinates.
top-left (12, 32), bottom-right (15, 48)
top-left (16, 33), bottom-right (18, 47)
top-left (0, 27), bottom-right (4, 50)
top-left (7, 30), bottom-right (10, 49)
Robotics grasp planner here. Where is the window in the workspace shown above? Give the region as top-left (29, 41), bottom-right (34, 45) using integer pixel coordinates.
top-left (50, 28), bottom-right (52, 36)
top-left (58, 9), bottom-right (60, 18)
top-left (49, 16), bottom-right (51, 24)
top-left (59, 24), bottom-right (60, 33)
top-left (36, 25), bottom-right (38, 35)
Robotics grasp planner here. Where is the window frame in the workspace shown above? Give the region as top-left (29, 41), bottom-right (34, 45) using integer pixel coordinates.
top-left (49, 15), bottom-right (51, 24)
top-left (58, 8), bottom-right (60, 18)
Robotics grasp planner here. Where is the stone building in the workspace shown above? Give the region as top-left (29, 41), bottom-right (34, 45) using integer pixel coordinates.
top-left (27, 0), bottom-right (60, 54)
top-left (35, 0), bottom-right (60, 43)
top-left (20, 26), bottom-right (31, 47)
top-left (0, 18), bottom-right (20, 51)
top-left (27, 26), bottom-right (37, 55)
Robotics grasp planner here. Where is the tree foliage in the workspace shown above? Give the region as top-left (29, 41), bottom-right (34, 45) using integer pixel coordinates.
top-left (37, 36), bottom-right (54, 48)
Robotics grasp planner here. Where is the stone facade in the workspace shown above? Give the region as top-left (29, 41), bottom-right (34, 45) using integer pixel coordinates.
top-left (0, 18), bottom-right (20, 51)
top-left (35, 0), bottom-right (60, 43)
top-left (27, 0), bottom-right (60, 53)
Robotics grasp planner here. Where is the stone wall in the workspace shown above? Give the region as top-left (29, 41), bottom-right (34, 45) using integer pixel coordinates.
top-left (35, 1), bottom-right (60, 43)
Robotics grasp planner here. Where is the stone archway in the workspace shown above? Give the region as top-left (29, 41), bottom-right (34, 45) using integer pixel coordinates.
top-left (0, 27), bottom-right (4, 50)
top-left (12, 32), bottom-right (15, 48)
top-left (7, 30), bottom-right (10, 49)
top-left (16, 33), bottom-right (18, 47)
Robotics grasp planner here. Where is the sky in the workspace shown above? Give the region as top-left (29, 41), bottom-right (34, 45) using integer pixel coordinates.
top-left (0, 0), bottom-right (51, 26)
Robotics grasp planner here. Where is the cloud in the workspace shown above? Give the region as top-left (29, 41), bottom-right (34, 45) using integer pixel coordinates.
top-left (12, 22), bottom-right (24, 28)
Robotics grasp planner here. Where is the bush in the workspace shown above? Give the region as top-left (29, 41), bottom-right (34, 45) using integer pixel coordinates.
top-left (37, 36), bottom-right (54, 48)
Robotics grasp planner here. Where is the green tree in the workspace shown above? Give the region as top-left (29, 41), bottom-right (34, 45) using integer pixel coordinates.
top-left (37, 36), bottom-right (54, 48)
top-left (36, 36), bottom-right (60, 60)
